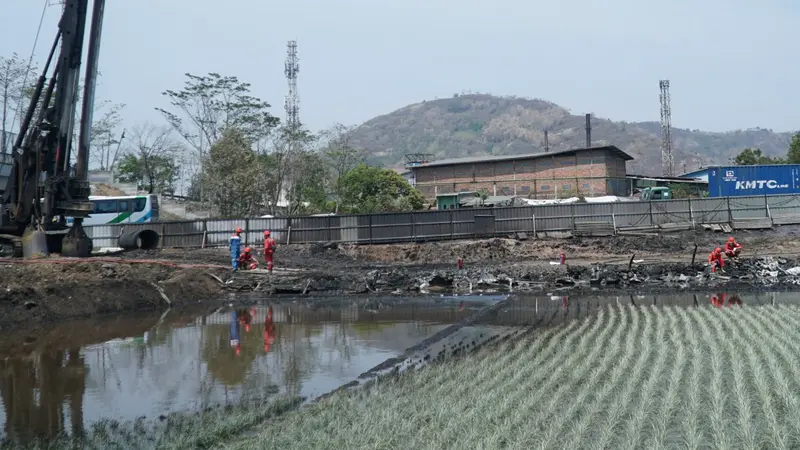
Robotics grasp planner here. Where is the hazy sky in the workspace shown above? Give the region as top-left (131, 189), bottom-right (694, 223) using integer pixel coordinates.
top-left (3, 0), bottom-right (799, 135)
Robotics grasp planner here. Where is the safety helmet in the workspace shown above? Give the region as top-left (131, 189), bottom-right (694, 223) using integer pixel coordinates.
top-left (263, 230), bottom-right (271, 237)
top-left (244, 247), bottom-right (251, 253)
top-left (728, 237), bottom-right (735, 242)
top-left (235, 227), bottom-right (243, 234)
top-left (715, 247), bottom-right (721, 253)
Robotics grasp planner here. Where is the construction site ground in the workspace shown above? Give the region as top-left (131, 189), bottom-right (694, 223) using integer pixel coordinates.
top-left (5, 226), bottom-right (800, 330)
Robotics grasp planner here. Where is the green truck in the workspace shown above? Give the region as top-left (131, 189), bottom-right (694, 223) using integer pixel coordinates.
top-left (640, 186), bottom-right (672, 201)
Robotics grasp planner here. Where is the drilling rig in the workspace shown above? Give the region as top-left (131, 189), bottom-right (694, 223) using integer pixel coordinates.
top-left (0, 0), bottom-right (105, 258)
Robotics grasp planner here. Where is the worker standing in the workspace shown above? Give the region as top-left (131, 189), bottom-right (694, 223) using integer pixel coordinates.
top-left (230, 227), bottom-right (243, 271)
top-left (238, 247), bottom-right (259, 270)
top-left (263, 230), bottom-right (277, 273)
top-left (708, 247), bottom-right (725, 273)
top-left (724, 237), bottom-right (742, 259)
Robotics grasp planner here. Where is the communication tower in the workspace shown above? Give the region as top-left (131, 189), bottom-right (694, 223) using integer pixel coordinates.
top-left (284, 40), bottom-right (300, 128)
top-left (659, 80), bottom-right (674, 176)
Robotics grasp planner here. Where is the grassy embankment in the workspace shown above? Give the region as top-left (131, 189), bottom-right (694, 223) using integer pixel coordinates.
top-left (223, 303), bottom-right (800, 449)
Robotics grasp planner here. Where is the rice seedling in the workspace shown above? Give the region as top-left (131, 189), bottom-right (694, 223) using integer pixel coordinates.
top-left (222, 303), bottom-right (800, 450)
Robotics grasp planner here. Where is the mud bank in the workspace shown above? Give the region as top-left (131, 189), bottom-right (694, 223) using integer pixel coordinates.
top-left (0, 260), bottom-right (229, 330)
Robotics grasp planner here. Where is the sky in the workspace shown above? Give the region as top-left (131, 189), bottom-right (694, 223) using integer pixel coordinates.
top-left (2, 0), bottom-right (800, 137)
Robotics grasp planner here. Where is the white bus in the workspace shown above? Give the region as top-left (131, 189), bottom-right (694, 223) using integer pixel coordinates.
top-left (66, 194), bottom-right (160, 226)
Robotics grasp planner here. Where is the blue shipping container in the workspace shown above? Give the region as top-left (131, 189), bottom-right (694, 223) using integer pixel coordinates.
top-left (707, 165), bottom-right (800, 197)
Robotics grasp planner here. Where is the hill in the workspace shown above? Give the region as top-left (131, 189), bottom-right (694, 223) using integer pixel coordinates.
top-left (348, 94), bottom-right (795, 175)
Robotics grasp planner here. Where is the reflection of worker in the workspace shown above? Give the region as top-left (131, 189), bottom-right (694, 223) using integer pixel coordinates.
top-left (230, 311), bottom-right (241, 355)
top-left (263, 230), bottom-right (277, 273)
top-left (263, 306), bottom-right (276, 352)
top-left (727, 294), bottom-right (743, 306)
top-left (724, 237), bottom-right (742, 259)
top-left (708, 248), bottom-right (725, 273)
top-left (230, 227), bottom-right (243, 271)
top-left (238, 248), bottom-right (259, 270)
top-left (237, 307), bottom-right (255, 332)
top-left (711, 293), bottom-right (726, 308)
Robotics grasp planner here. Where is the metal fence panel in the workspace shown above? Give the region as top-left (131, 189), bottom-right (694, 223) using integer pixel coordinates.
top-left (339, 216), bottom-right (360, 242)
top-left (452, 209), bottom-right (477, 237)
top-left (495, 206), bottom-right (534, 234)
top-left (612, 202), bottom-right (651, 228)
top-left (370, 212), bottom-right (412, 242)
top-left (728, 196), bottom-right (768, 219)
top-left (690, 198), bottom-right (729, 223)
top-left (162, 221), bottom-right (204, 247)
top-left (533, 204), bottom-right (572, 232)
top-left (767, 194), bottom-right (800, 217)
top-left (289, 216), bottom-right (333, 243)
top-left (413, 210), bottom-right (452, 240)
top-left (651, 200), bottom-right (691, 225)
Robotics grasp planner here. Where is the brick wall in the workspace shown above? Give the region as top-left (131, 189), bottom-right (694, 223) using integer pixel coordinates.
top-left (413, 149), bottom-right (630, 200)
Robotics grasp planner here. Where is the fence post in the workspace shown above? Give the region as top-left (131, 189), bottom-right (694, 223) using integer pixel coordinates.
top-left (649, 201), bottom-right (654, 227)
top-left (160, 222), bottom-right (166, 248)
top-left (410, 212), bottom-right (416, 241)
top-left (244, 218), bottom-right (250, 246)
top-left (687, 198), bottom-right (694, 227)
top-left (450, 210), bottom-right (454, 240)
top-left (532, 213), bottom-right (536, 238)
top-left (727, 197), bottom-right (733, 225)
top-left (286, 217), bottom-right (292, 245)
top-left (765, 194), bottom-right (771, 220)
top-left (328, 215), bottom-right (333, 242)
top-left (201, 220), bottom-right (208, 249)
top-left (368, 214), bottom-right (373, 244)
top-left (570, 204), bottom-right (576, 232)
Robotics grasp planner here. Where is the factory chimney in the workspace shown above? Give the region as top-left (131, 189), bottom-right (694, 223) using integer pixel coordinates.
top-left (585, 113), bottom-right (591, 148)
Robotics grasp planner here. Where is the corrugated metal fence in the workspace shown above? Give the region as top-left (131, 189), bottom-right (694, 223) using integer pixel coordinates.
top-left (83, 194), bottom-right (800, 249)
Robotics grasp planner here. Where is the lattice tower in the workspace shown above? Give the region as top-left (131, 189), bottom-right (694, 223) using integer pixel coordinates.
top-left (659, 80), bottom-right (674, 176)
top-left (284, 40), bottom-right (300, 128)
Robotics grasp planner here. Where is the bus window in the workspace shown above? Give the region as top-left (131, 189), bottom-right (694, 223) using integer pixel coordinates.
top-left (133, 197), bottom-right (146, 212)
top-left (94, 200), bottom-right (118, 213)
top-left (119, 200), bottom-right (129, 212)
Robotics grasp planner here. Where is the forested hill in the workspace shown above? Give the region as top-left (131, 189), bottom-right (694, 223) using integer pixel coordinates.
top-left (347, 94), bottom-right (794, 175)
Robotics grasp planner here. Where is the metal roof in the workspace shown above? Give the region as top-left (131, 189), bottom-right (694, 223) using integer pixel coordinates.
top-left (626, 174), bottom-right (708, 184)
top-left (407, 145), bottom-right (633, 169)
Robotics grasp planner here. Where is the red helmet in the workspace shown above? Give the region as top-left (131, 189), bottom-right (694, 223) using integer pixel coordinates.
top-left (715, 247), bottom-right (721, 253)
top-left (235, 227), bottom-right (243, 234)
top-left (263, 230), bottom-right (271, 237)
top-left (244, 247), bottom-right (251, 253)
top-left (728, 237), bottom-right (735, 242)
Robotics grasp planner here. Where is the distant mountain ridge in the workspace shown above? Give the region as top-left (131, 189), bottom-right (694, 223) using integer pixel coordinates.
top-left (347, 94), bottom-right (795, 175)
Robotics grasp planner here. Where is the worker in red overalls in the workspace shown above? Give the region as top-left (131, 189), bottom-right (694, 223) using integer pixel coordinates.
top-left (724, 237), bottom-right (742, 259)
top-left (263, 306), bottom-right (276, 352)
top-left (709, 247), bottom-right (725, 273)
top-left (263, 230), bottom-right (277, 273)
top-left (238, 247), bottom-right (259, 270)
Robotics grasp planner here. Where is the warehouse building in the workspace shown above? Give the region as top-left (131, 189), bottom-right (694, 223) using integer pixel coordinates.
top-left (406, 145), bottom-right (634, 200)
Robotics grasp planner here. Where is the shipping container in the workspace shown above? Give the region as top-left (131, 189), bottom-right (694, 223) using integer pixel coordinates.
top-left (707, 165), bottom-right (800, 197)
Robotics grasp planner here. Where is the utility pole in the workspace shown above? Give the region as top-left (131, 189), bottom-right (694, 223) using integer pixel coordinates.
top-left (659, 80), bottom-right (674, 176)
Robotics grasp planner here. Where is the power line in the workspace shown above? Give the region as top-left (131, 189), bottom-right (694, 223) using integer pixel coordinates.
top-left (10, 0), bottom-right (51, 143)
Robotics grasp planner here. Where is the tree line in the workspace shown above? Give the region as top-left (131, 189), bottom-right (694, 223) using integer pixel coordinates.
top-left (0, 54), bottom-right (424, 217)
top-left (733, 134), bottom-right (800, 166)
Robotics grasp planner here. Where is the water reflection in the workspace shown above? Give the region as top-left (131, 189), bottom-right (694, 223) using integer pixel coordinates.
top-left (0, 301), bottom-right (472, 443)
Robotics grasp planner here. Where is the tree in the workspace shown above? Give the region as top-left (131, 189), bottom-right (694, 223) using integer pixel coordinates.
top-left (203, 128), bottom-right (262, 217)
top-left (89, 101), bottom-right (126, 170)
top-left (0, 53), bottom-right (37, 153)
top-left (116, 124), bottom-right (181, 194)
top-left (787, 134), bottom-right (800, 164)
top-left (156, 72), bottom-right (279, 165)
top-left (321, 123), bottom-right (364, 213)
top-left (339, 164), bottom-right (425, 214)
top-left (261, 125), bottom-right (318, 215)
top-left (733, 148), bottom-right (782, 165)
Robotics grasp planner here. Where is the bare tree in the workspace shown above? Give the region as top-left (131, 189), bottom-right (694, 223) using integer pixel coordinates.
top-left (116, 123), bottom-right (182, 194)
top-left (89, 100), bottom-right (126, 170)
top-left (320, 123), bottom-right (364, 213)
top-left (0, 53), bottom-right (36, 153)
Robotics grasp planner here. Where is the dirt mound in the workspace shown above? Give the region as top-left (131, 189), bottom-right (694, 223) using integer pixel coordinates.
top-left (91, 183), bottom-right (126, 196)
top-left (0, 261), bottom-right (228, 330)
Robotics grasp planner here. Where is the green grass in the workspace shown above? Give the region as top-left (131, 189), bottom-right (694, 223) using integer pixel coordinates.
top-left (224, 304), bottom-right (800, 450)
top-left (18, 396), bottom-right (301, 450)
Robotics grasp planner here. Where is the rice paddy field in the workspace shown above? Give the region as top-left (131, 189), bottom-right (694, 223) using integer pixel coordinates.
top-left (228, 303), bottom-right (800, 450)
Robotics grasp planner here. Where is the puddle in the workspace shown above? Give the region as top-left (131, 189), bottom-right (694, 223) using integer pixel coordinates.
top-left (0, 299), bottom-right (477, 443)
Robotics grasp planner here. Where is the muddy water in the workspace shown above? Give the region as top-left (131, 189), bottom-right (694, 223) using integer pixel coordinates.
top-left (0, 298), bottom-right (496, 443)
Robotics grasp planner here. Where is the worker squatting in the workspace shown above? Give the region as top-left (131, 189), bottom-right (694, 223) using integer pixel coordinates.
top-left (229, 227), bottom-right (278, 272)
top-left (708, 236), bottom-right (743, 273)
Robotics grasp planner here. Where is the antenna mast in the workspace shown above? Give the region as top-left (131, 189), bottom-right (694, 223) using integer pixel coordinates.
top-left (659, 80), bottom-right (674, 176)
top-left (284, 40), bottom-right (300, 128)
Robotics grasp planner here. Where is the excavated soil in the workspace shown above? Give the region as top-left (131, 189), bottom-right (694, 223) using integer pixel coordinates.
top-left (0, 260), bottom-right (229, 330)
